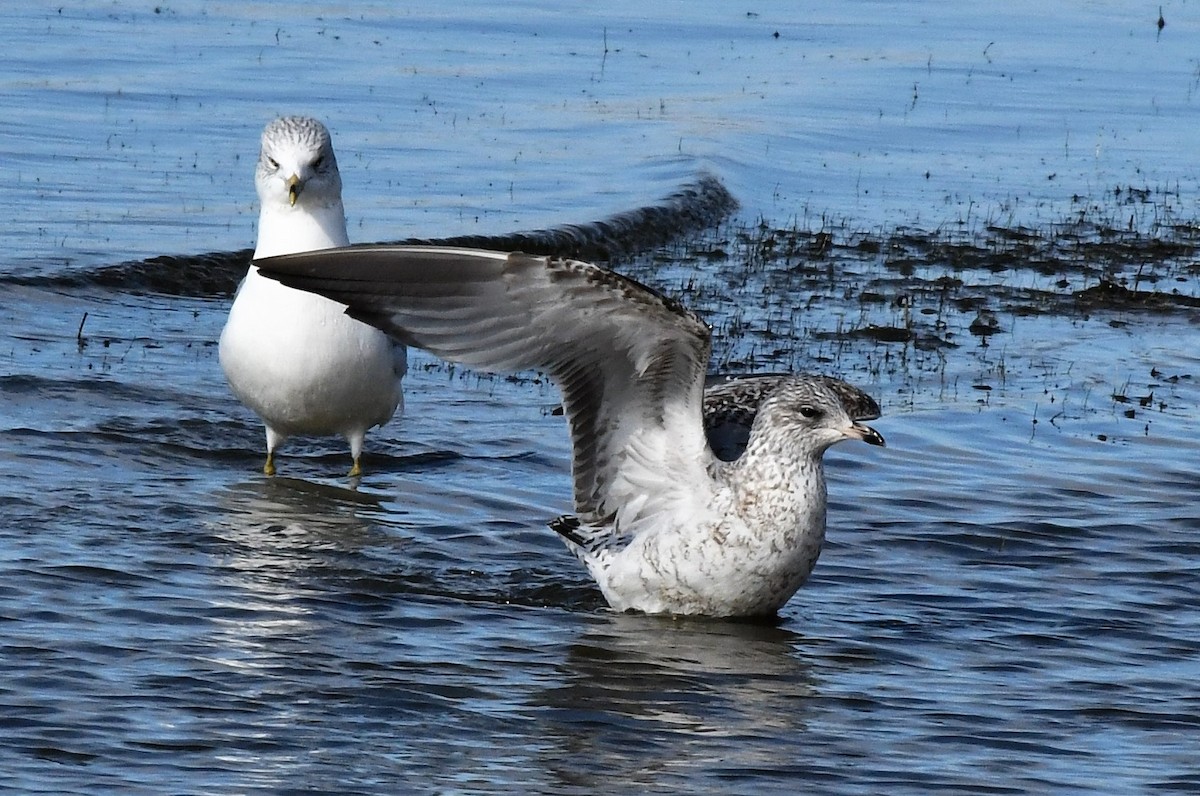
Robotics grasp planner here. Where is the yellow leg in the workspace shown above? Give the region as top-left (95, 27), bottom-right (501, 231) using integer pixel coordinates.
top-left (347, 432), bottom-right (366, 478)
top-left (263, 428), bottom-right (284, 477)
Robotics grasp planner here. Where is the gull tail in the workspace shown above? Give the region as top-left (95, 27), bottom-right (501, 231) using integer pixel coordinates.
top-left (549, 515), bottom-right (616, 560)
top-left (549, 515), bottom-right (589, 549)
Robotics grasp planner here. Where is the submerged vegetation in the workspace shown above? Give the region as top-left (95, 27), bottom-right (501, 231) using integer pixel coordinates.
top-left (614, 184), bottom-right (1198, 435)
top-left (622, 183), bottom-right (1196, 351)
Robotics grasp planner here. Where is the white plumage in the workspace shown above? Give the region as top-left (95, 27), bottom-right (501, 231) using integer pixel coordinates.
top-left (256, 245), bottom-right (885, 617)
top-left (219, 117), bottom-right (405, 476)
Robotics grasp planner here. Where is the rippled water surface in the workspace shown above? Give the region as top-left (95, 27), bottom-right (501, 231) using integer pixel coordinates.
top-left (2, 2), bottom-right (1199, 794)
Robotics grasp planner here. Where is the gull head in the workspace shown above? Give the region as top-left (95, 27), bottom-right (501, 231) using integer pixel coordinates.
top-left (255, 116), bottom-right (342, 210)
top-left (753, 376), bottom-right (886, 458)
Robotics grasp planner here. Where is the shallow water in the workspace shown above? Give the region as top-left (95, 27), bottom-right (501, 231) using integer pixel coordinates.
top-left (3, 3), bottom-right (1200, 794)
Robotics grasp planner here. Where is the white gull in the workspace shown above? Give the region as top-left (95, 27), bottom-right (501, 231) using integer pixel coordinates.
top-left (218, 116), bottom-right (406, 476)
top-left (256, 245), bottom-right (885, 617)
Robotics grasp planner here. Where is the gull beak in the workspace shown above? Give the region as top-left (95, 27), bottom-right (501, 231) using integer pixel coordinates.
top-left (846, 421), bottom-right (886, 447)
top-left (286, 174), bottom-right (302, 206)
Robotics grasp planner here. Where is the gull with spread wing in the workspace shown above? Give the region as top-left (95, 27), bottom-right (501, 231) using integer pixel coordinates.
top-left (257, 245), bottom-right (885, 617)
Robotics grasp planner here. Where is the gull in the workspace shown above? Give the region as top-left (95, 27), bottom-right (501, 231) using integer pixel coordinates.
top-left (256, 245), bottom-right (885, 617)
top-left (218, 116), bottom-right (406, 476)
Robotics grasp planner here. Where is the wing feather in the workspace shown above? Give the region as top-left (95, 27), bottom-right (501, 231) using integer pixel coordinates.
top-left (256, 245), bottom-right (715, 520)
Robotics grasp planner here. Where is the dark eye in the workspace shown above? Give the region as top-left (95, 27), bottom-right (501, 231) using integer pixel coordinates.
top-left (313, 155), bottom-right (325, 170)
top-left (798, 404), bottom-right (820, 419)
top-left (266, 157), bottom-right (279, 170)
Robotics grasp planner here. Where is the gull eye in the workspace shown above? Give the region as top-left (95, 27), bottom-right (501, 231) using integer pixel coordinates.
top-left (798, 404), bottom-right (820, 419)
top-left (312, 155), bottom-right (325, 170)
top-left (266, 156), bottom-right (280, 170)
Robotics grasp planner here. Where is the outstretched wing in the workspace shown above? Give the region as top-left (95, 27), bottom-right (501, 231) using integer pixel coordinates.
top-left (256, 245), bottom-right (716, 522)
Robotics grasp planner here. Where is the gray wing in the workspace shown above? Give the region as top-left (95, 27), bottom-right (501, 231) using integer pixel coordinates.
top-left (256, 245), bottom-right (715, 520)
top-left (703, 373), bottom-right (882, 461)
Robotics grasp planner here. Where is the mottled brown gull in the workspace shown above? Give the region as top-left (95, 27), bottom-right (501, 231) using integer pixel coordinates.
top-left (256, 245), bottom-right (885, 617)
top-left (219, 117), bottom-right (406, 477)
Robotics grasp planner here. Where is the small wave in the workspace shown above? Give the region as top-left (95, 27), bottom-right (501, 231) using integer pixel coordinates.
top-left (5, 175), bottom-right (737, 298)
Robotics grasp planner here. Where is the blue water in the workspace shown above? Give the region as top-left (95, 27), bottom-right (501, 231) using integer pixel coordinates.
top-left (2, 2), bottom-right (1199, 794)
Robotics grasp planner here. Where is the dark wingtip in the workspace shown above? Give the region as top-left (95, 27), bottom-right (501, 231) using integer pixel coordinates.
top-left (811, 375), bottom-right (882, 422)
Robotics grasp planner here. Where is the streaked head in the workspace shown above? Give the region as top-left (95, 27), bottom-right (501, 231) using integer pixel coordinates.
top-left (756, 375), bottom-right (886, 456)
